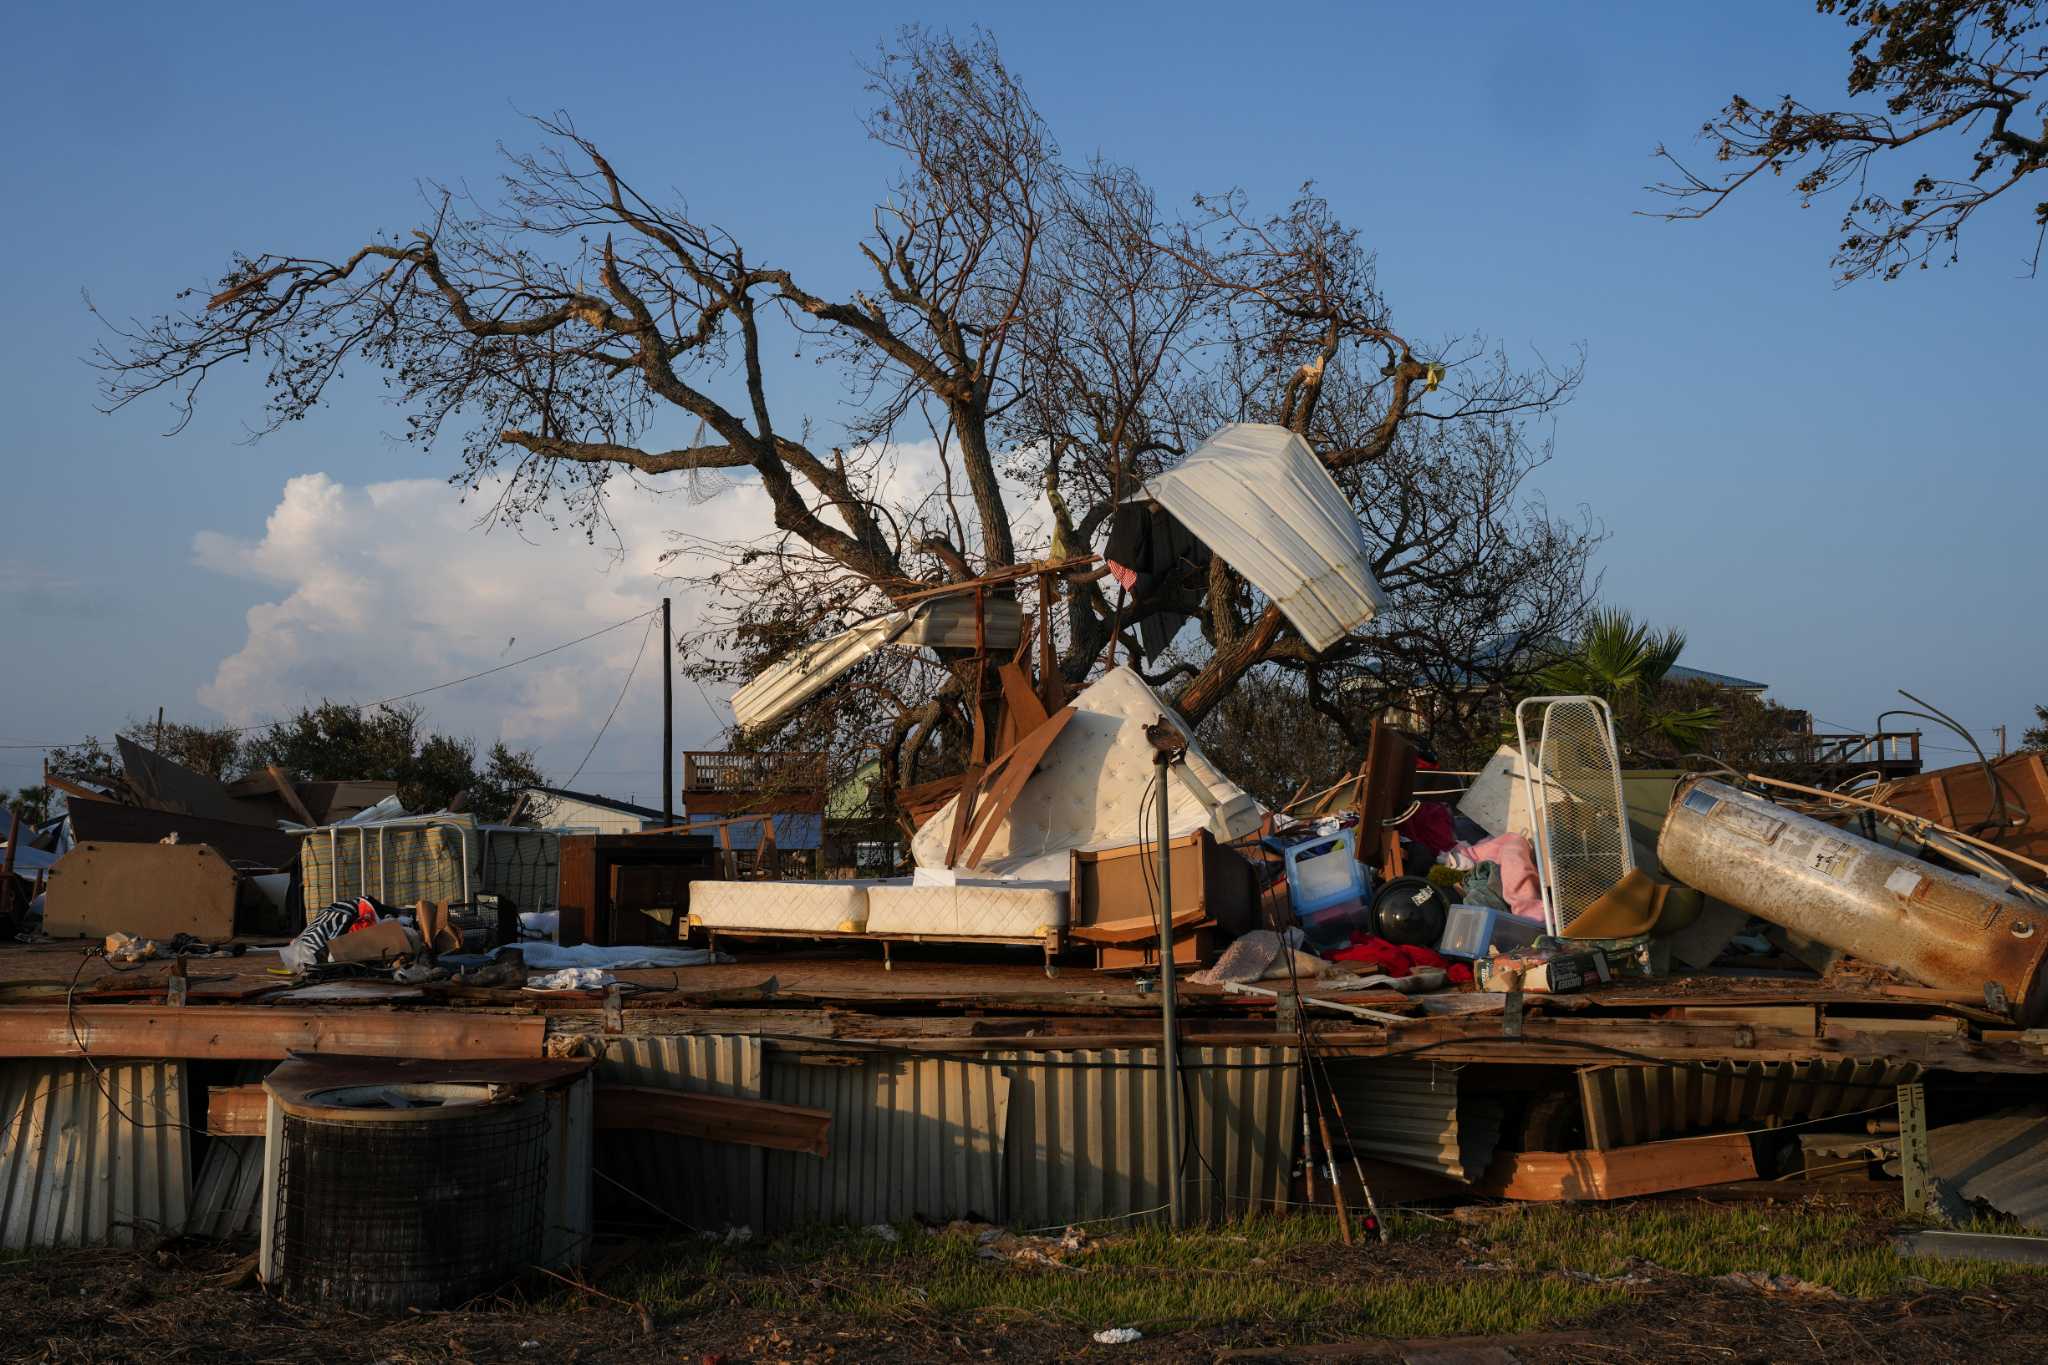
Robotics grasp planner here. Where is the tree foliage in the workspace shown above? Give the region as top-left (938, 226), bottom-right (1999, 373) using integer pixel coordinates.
top-left (241, 702), bottom-right (544, 819)
top-left (1652, 1), bottom-right (2048, 281)
top-left (3, 786), bottom-right (55, 827)
top-left (1533, 608), bottom-right (1723, 757)
top-left (97, 27), bottom-right (1595, 797)
top-left (2023, 702), bottom-right (2048, 751)
top-left (45, 703), bottom-right (545, 823)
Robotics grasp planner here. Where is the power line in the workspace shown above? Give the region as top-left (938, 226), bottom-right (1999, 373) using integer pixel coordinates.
top-left (565, 612), bottom-right (658, 789)
top-left (0, 606), bottom-right (661, 751)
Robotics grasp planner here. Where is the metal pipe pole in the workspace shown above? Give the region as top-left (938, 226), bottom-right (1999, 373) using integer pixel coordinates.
top-left (661, 597), bottom-right (675, 830)
top-left (1154, 748), bottom-right (1185, 1230)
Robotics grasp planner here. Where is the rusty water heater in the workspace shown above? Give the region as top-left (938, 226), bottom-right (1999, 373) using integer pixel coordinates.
top-left (1659, 776), bottom-right (2048, 1024)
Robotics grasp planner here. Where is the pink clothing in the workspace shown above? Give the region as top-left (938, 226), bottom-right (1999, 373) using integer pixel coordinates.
top-left (1446, 833), bottom-right (1545, 922)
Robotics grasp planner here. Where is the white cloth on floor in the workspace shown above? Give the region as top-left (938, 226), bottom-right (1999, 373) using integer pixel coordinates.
top-left (526, 967), bottom-right (614, 991)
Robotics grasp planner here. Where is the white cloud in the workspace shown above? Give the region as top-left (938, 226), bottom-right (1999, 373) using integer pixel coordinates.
top-left (193, 470), bottom-right (779, 790)
top-left (192, 441), bottom-right (1057, 799)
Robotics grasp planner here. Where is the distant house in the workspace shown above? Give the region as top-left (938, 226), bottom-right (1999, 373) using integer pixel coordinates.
top-left (518, 785), bottom-right (668, 834)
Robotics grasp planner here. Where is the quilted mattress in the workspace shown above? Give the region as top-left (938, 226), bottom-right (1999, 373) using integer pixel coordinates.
top-left (864, 880), bottom-right (1069, 938)
top-left (688, 879), bottom-right (882, 933)
top-left (912, 665), bottom-right (1263, 872)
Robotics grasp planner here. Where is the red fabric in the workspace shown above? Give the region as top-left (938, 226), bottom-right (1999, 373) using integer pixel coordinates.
top-left (1105, 559), bottom-right (1139, 592)
top-left (1402, 801), bottom-right (1458, 854)
top-left (1327, 933), bottom-right (1472, 985)
top-left (343, 897), bottom-right (379, 934)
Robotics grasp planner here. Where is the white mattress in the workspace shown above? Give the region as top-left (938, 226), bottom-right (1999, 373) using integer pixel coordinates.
top-left (688, 879), bottom-right (881, 933)
top-left (912, 665), bottom-right (1263, 870)
top-left (864, 880), bottom-right (1068, 937)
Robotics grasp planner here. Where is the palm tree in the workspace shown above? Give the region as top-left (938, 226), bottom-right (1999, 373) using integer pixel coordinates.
top-left (1534, 609), bottom-right (1721, 756)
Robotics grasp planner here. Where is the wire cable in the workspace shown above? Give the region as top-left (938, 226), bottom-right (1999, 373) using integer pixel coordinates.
top-left (565, 611), bottom-right (659, 789)
top-left (1, 606), bottom-right (662, 751)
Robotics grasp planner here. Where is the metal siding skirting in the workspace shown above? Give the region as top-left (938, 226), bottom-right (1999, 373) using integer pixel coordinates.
top-left (1928, 1109), bottom-right (2048, 1232)
top-left (596, 1037), bottom-right (766, 1233)
top-left (1, 1060), bottom-right (190, 1249)
top-left (1324, 1061), bottom-right (1501, 1181)
top-left (765, 1053), bottom-right (1009, 1229)
top-left (187, 1062), bottom-right (275, 1240)
top-left (1578, 1058), bottom-right (1922, 1150)
top-left (1002, 1047), bottom-right (1297, 1228)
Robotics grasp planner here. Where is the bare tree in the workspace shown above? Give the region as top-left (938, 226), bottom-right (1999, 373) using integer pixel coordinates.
top-left (1651, 2), bottom-right (2048, 281)
top-left (97, 27), bottom-right (1593, 803)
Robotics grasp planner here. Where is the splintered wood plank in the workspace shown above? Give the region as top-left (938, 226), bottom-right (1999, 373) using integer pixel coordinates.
top-left (1477, 1132), bottom-right (1757, 1201)
top-left (998, 661), bottom-right (1051, 735)
top-left (594, 1085), bottom-right (832, 1157)
top-left (0, 1005), bottom-right (546, 1060)
top-left (964, 706), bottom-right (1076, 868)
top-left (944, 763), bottom-right (988, 867)
top-left (206, 1084), bottom-right (268, 1136)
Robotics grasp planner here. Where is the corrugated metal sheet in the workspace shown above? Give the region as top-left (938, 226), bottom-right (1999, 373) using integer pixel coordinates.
top-left (731, 613), bottom-right (913, 734)
top-left (1138, 423), bottom-right (1385, 651)
top-left (1, 1059), bottom-right (190, 1249)
top-left (1579, 1058), bottom-right (1922, 1150)
top-left (1929, 1108), bottom-right (2048, 1232)
top-left (1003, 1047), bottom-right (1297, 1228)
top-left (899, 596), bottom-right (1024, 652)
top-left (596, 1037), bottom-right (766, 1233)
top-left (765, 1053), bottom-right (1009, 1228)
top-left (187, 1063), bottom-right (274, 1240)
top-left (1324, 1062), bottom-right (1500, 1181)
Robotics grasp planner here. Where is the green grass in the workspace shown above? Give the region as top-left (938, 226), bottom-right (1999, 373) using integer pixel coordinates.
top-left (565, 1203), bottom-right (2046, 1344)
top-left (1476, 1202), bottom-right (2034, 1298)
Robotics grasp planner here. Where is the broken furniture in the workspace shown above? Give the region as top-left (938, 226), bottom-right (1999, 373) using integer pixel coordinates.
top-left (1069, 830), bottom-right (1258, 938)
top-left (556, 832), bottom-right (724, 947)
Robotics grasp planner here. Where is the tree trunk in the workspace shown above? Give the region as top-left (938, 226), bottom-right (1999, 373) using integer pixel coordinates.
top-left (1173, 603), bottom-right (1284, 726)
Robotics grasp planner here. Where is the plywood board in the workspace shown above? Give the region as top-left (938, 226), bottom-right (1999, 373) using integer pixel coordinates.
top-left (43, 842), bottom-right (241, 940)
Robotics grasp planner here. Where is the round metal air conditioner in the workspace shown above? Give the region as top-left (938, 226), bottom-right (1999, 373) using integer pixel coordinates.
top-left (258, 1058), bottom-right (591, 1312)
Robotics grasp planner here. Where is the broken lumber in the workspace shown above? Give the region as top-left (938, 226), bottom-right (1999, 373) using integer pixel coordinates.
top-left (593, 1084), bottom-right (832, 1157)
top-left (1477, 1131), bottom-right (1757, 1201)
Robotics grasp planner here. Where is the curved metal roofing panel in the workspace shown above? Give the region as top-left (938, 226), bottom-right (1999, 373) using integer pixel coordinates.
top-left (1138, 423), bottom-right (1385, 652)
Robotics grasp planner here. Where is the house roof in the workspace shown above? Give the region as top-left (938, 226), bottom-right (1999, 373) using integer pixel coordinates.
top-left (1665, 664), bottom-right (1769, 692)
top-left (523, 785), bottom-right (667, 822)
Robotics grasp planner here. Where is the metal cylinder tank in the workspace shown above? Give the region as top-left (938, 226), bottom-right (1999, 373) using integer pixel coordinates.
top-left (1658, 777), bottom-right (2048, 1023)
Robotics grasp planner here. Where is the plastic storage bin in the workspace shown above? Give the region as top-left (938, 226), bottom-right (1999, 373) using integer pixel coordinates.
top-left (1436, 903), bottom-right (1545, 960)
top-left (1263, 828), bottom-right (1372, 944)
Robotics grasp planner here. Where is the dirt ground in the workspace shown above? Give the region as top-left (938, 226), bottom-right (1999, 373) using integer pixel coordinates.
top-left (6, 1203), bottom-right (2047, 1364)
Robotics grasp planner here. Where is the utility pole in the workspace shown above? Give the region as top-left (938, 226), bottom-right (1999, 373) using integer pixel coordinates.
top-left (662, 597), bottom-right (675, 830)
top-left (1996, 725), bottom-right (2007, 759)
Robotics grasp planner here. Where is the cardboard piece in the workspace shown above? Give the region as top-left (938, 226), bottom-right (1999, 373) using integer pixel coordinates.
top-left (326, 919), bottom-right (418, 965)
top-left (413, 898), bottom-right (462, 954)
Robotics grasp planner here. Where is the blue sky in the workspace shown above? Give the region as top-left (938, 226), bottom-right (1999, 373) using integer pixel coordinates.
top-left (2, 1), bottom-right (2041, 798)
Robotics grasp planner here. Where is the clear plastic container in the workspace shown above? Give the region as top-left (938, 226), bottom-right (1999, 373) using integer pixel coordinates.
top-left (1268, 828), bottom-right (1368, 919)
top-left (1436, 903), bottom-right (1545, 960)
